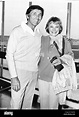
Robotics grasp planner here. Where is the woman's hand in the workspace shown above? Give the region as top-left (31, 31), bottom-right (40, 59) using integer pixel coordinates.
top-left (53, 58), bottom-right (61, 66)
top-left (52, 58), bottom-right (64, 71)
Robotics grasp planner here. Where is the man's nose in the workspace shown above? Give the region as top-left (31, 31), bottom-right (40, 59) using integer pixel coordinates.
top-left (35, 14), bottom-right (40, 19)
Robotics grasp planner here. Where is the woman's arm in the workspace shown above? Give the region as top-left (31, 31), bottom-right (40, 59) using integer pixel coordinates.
top-left (64, 38), bottom-right (74, 58)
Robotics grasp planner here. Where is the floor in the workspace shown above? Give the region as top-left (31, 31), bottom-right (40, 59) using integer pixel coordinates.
top-left (0, 90), bottom-right (11, 109)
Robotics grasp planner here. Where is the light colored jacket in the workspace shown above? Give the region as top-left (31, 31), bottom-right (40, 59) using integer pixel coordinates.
top-left (6, 21), bottom-right (42, 78)
top-left (52, 54), bottom-right (77, 104)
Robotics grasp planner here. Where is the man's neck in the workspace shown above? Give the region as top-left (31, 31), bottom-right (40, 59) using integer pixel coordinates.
top-left (26, 22), bottom-right (36, 31)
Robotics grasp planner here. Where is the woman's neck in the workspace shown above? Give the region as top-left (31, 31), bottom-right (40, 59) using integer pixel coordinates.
top-left (49, 35), bottom-right (56, 44)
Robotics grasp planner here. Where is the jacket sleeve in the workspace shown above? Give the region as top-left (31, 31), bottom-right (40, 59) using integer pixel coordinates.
top-left (64, 38), bottom-right (74, 58)
top-left (6, 29), bottom-right (18, 78)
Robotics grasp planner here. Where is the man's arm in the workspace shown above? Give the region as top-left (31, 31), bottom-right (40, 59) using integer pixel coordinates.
top-left (6, 29), bottom-right (21, 91)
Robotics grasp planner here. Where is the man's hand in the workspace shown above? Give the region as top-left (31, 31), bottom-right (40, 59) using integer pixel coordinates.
top-left (11, 77), bottom-right (21, 92)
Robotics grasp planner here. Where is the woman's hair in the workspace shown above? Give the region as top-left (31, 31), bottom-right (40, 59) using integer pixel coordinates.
top-left (45, 17), bottom-right (63, 34)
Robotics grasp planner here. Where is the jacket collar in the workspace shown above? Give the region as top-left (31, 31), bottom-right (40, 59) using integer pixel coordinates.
top-left (21, 21), bottom-right (36, 36)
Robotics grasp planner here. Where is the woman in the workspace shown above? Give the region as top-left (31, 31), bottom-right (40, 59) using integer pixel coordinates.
top-left (38, 16), bottom-right (74, 109)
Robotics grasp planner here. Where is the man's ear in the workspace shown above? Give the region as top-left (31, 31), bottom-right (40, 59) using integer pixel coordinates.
top-left (26, 15), bottom-right (29, 20)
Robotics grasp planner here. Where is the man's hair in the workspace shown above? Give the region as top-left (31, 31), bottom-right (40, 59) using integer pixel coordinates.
top-left (45, 17), bottom-right (63, 34)
top-left (26, 5), bottom-right (44, 17)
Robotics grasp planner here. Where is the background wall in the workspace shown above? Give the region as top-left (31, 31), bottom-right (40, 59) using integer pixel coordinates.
top-left (1, 0), bottom-right (79, 39)
top-left (0, 1), bottom-right (2, 35)
top-left (71, 1), bottom-right (79, 39)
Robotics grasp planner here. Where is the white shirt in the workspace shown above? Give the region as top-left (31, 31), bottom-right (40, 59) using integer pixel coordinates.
top-left (6, 21), bottom-right (42, 78)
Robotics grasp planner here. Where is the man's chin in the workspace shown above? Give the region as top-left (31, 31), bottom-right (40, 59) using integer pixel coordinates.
top-left (33, 22), bottom-right (40, 26)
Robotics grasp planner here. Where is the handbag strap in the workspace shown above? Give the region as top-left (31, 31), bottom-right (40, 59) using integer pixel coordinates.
top-left (53, 41), bottom-right (62, 56)
top-left (62, 37), bottom-right (65, 55)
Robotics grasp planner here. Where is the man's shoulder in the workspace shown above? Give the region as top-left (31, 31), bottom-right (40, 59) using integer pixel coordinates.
top-left (9, 25), bottom-right (23, 38)
top-left (11, 25), bottom-right (22, 34)
top-left (13, 25), bottom-right (22, 31)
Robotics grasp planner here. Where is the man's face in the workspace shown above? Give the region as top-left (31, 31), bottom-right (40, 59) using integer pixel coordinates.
top-left (27, 9), bottom-right (42, 27)
top-left (48, 21), bottom-right (60, 37)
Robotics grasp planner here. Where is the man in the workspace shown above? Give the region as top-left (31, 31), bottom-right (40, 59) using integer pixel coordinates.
top-left (6, 5), bottom-right (44, 109)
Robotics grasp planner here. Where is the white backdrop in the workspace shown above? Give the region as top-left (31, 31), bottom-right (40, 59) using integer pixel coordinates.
top-left (71, 1), bottom-right (79, 39)
top-left (4, 0), bottom-right (67, 36)
top-left (4, 0), bottom-right (79, 39)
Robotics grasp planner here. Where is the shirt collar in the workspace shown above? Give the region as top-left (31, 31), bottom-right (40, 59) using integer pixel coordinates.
top-left (21, 21), bottom-right (37, 36)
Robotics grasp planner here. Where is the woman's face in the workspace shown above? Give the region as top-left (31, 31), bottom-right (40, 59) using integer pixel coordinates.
top-left (48, 21), bottom-right (60, 37)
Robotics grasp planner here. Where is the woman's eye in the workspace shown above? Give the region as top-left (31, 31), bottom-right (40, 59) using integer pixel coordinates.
top-left (56, 26), bottom-right (59, 28)
top-left (50, 26), bottom-right (54, 28)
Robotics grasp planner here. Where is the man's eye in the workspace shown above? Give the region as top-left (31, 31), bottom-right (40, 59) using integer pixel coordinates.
top-left (50, 26), bottom-right (53, 28)
top-left (33, 12), bottom-right (37, 16)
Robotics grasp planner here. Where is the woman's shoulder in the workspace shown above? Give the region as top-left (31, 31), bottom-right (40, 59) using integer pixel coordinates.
top-left (63, 35), bottom-right (70, 42)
